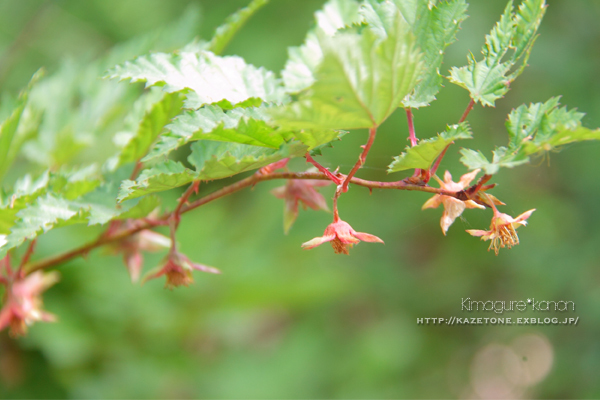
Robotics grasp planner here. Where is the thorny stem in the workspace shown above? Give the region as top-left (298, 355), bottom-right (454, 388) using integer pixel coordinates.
top-left (405, 108), bottom-right (417, 147)
top-left (341, 127), bottom-right (377, 192)
top-left (24, 171), bottom-right (473, 273)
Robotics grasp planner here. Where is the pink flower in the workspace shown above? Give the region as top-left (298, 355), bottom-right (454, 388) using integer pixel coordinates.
top-left (467, 209), bottom-right (535, 255)
top-left (271, 179), bottom-right (331, 233)
top-left (302, 219), bottom-right (384, 255)
top-left (0, 271), bottom-right (59, 337)
top-left (117, 229), bottom-right (171, 282)
top-left (142, 251), bottom-right (220, 289)
top-left (422, 169), bottom-right (487, 235)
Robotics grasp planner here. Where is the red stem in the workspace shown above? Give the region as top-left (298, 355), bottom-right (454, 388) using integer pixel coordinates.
top-left (341, 127), bottom-right (377, 192)
top-left (170, 181), bottom-right (200, 254)
top-left (459, 99), bottom-right (475, 123)
top-left (406, 108), bottom-right (417, 147)
top-left (18, 239), bottom-right (37, 275)
top-left (431, 144), bottom-right (451, 176)
top-left (429, 99), bottom-right (477, 177)
top-left (129, 161), bottom-right (144, 181)
top-left (305, 153), bottom-right (342, 185)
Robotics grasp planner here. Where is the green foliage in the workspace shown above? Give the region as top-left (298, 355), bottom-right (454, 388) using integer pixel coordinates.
top-left (107, 50), bottom-right (288, 110)
top-left (117, 160), bottom-right (196, 201)
top-left (272, 1), bottom-right (423, 130)
top-left (189, 140), bottom-right (306, 180)
top-left (116, 91), bottom-right (185, 167)
top-left (0, 70), bottom-right (43, 182)
top-left (448, 0), bottom-right (546, 106)
top-left (459, 146), bottom-right (529, 175)
top-left (388, 123), bottom-right (472, 172)
top-left (460, 97), bottom-right (593, 174)
top-left (145, 105), bottom-right (284, 161)
top-left (370, 0), bottom-right (469, 108)
top-left (281, 0), bottom-right (362, 93)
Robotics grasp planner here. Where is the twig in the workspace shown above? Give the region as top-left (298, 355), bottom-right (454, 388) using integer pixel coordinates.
top-left (18, 239), bottom-right (37, 276)
top-left (305, 153), bottom-right (342, 184)
top-left (406, 108), bottom-right (417, 147)
top-left (459, 99), bottom-right (475, 123)
top-left (341, 127), bottom-right (377, 192)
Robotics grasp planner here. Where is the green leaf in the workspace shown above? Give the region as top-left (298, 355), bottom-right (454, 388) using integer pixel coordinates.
top-left (77, 182), bottom-right (157, 225)
top-left (281, 0), bottom-right (362, 93)
top-left (387, 123), bottom-right (472, 172)
top-left (189, 141), bottom-right (306, 180)
top-left (50, 164), bottom-right (102, 201)
top-left (108, 51), bottom-right (287, 109)
top-left (0, 194), bottom-right (88, 258)
top-left (363, 0), bottom-right (469, 108)
top-left (0, 172), bottom-right (51, 234)
top-left (207, 0), bottom-right (269, 55)
top-left (448, 0), bottom-right (546, 106)
top-left (145, 105), bottom-right (284, 161)
top-left (0, 70), bottom-right (44, 182)
top-left (272, 6), bottom-right (423, 130)
top-left (118, 161), bottom-right (197, 202)
top-left (522, 127), bottom-right (600, 155)
top-left (506, 97), bottom-right (585, 154)
top-left (115, 195), bottom-right (161, 220)
top-left (459, 146), bottom-right (529, 175)
top-left (117, 91), bottom-right (185, 166)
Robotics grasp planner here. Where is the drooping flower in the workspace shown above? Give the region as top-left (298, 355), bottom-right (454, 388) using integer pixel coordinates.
top-left (0, 271), bottom-right (59, 337)
top-left (142, 251), bottom-right (220, 289)
top-left (422, 169), bottom-right (487, 235)
top-left (271, 178), bottom-right (331, 233)
top-left (302, 219), bottom-right (384, 255)
top-left (117, 229), bottom-right (172, 282)
top-left (467, 209), bottom-right (535, 255)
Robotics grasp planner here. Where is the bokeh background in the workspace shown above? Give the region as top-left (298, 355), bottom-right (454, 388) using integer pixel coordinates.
top-left (1, 0), bottom-right (600, 398)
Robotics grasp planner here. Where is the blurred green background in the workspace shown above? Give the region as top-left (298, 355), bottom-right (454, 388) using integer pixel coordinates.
top-left (1, 0), bottom-right (600, 398)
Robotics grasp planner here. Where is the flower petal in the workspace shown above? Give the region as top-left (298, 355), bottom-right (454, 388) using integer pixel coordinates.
top-left (458, 169), bottom-right (480, 187)
top-left (466, 229), bottom-right (490, 237)
top-left (270, 186), bottom-right (286, 199)
top-left (301, 234), bottom-right (336, 249)
top-left (443, 170), bottom-right (453, 183)
top-left (514, 209), bottom-right (535, 224)
top-left (422, 195), bottom-right (442, 210)
top-left (353, 232), bottom-right (384, 243)
top-left (189, 262), bottom-right (221, 274)
top-left (464, 200), bottom-right (486, 209)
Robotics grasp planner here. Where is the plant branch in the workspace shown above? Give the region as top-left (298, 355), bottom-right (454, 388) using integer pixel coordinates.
top-left (406, 108), bottom-right (417, 147)
top-left (459, 99), bottom-right (475, 123)
top-left (18, 239), bottom-right (37, 275)
top-left (25, 171), bottom-right (470, 273)
top-left (305, 153), bottom-right (341, 184)
top-left (341, 127), bottom-right (377, 192)
top-left (429, 99), bottom-right (477, 177)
